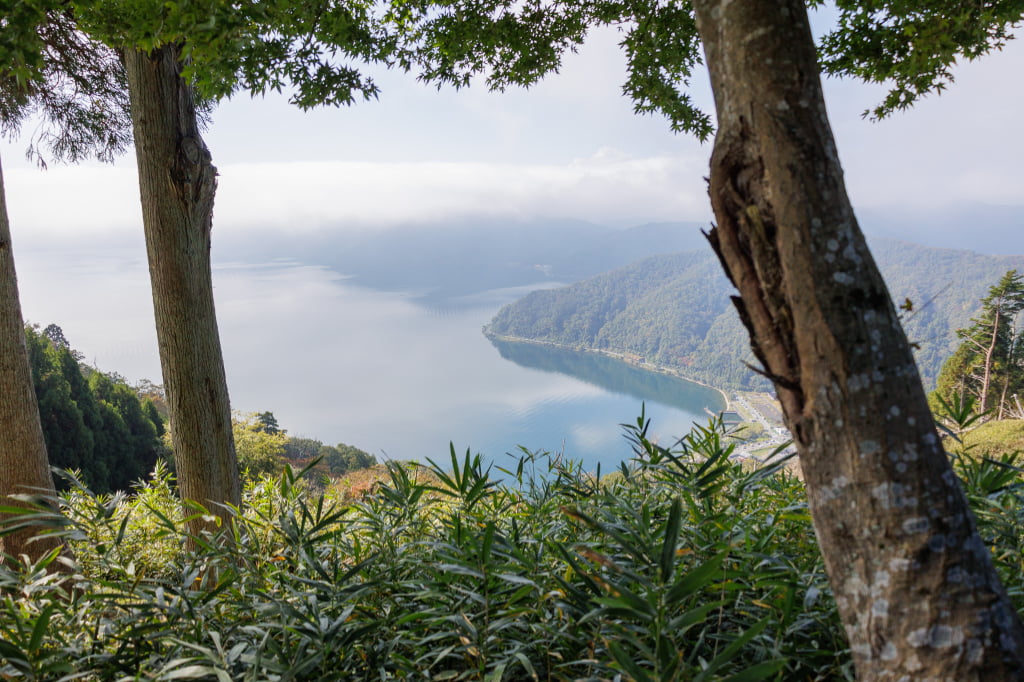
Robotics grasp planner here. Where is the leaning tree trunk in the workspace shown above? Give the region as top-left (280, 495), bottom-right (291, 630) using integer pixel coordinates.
top-left (691, 1), bottom-right (1024, 678)
top-left (0, 155), bottom-right (63, 564)
top-left (123, 45), bottom-right (241, 537)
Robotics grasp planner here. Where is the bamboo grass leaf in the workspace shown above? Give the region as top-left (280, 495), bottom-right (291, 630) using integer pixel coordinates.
top-left (659, 498), bottom-right (683, 582)
top-left (667, 551), bottom-right (728, 604)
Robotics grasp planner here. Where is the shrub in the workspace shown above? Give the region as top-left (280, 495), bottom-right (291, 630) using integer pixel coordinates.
top-left (19, 412), bottom-right (1007, 679)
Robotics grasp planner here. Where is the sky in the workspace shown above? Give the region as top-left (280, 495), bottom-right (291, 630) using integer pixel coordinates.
top-left (2, 20), bottom-right (1023, 247)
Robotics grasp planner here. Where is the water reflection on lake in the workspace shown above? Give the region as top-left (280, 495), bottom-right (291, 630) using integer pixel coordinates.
top-left (17, 250), bottom-right (724, 472)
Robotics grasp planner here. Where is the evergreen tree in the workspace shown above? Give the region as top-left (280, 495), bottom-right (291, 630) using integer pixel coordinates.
top-left (90, 372), bottom-right (162, 489)
top-left (25, 326), bottom-right (95, 479)
top-left (23, 326), bottom-right (165, 493)
top-left (935, 270), bottom-right (1024, 418)
top-left (254, 411), bottom-right (282, 435)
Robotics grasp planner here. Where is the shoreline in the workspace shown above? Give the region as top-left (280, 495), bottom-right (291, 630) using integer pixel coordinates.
top-left (483, 330), bottom-right (733, 412)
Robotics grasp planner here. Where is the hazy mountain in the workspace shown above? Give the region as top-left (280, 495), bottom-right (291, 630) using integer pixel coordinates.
top-left (216, 218), bottom-right (712, 304)
top-left (860, 204), bottom-right (1022, 256)
top-left (485, 238), bottom-right (1024, 391)
top-left (213, 209), bottom-right (1021, 303)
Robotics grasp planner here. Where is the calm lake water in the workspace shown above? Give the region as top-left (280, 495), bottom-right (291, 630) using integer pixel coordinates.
top-left (17, 248), bottom-right (725, 473)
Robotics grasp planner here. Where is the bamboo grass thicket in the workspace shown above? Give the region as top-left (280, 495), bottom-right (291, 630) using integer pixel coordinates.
top-left (2, 413), bottom-right (1022, 680)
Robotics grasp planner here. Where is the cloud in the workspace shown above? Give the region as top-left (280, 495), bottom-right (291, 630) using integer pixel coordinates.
top-left (4, 148), bottom-right (712, 241)
top-left (212, 149), bottom-right (712, 231)
top-left (4, 163), bottom-right (142, 240)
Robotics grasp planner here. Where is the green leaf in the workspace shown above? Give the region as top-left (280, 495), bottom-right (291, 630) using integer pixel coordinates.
top-left (694, 618), bottom-right (771, 682)
top-left (666, 551), bottom-right (727, 604)
top-left (718, 659), bottom-right (786, 682)
top-left (163, 664), bottom-right (222, 679)
top-left (438, 563), bottom-right (485, 579)
top-left (608, 639), bottom-right (654, 682)
top-left (659, 497), bottom-right (682, 582)
top-left (28, 603), bottom-right (55, 654)
top-left (668, 600), bottom-right (723, 632)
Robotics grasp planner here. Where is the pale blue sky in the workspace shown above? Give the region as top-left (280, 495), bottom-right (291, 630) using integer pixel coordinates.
top-left (2, 23), bottom-right (1022, 245)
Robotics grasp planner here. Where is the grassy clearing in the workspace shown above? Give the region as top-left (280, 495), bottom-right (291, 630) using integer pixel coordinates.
top-left (3, 415), bottom-right (1023, 681)
top-left (961, 419), bottom-right (1024, 458)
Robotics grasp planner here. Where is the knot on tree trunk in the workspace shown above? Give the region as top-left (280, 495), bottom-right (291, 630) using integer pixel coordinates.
top-left (172, 134), bottom-right (217, 230)
top-left (705, 123), bottom-right (805, 421)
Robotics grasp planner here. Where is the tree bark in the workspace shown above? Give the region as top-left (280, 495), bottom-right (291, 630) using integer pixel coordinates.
top-left (123, 45), bottom-right (241, 536)
top-left (0, 155), bottom-right (63, 564)
top-left (691, 1), bottom-right (1024, 678)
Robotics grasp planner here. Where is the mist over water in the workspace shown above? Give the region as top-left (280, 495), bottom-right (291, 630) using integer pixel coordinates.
top-left (15, 229), bottom-right (724, 472)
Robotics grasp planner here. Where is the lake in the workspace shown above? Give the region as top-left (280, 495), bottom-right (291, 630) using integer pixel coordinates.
top-left (16, 246), bottom-right (725, 473)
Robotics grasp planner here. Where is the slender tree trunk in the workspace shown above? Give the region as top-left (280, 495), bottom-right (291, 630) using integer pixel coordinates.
top-left (691, 1), bottom-right (1024, 678)
top-left (0, 155), bottom-right (63, 564)
top-left (980, 308), bottom-right (1001, 413)
top-left (123, 45), bottom-right (241, 536)
top-left (998, 378), bottom-right (1010, 420)
top-left (1007, 324), bottom-right (1023, 419)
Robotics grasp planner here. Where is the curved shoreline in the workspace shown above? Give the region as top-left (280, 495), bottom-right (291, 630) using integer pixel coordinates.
top-left (483, 330), bottom-right (732, 411)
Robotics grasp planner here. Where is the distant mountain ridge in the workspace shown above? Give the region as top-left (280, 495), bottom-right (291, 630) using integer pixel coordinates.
top-left (217, 218), bottom-right (712, 304)
top-left (484, 238), bottom-right (1024, 391)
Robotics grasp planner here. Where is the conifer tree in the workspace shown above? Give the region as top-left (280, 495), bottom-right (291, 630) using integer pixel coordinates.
top-left (0, 5), bottom-right (129, 562)
top-left (935, 270), bottom-right (1024, 418)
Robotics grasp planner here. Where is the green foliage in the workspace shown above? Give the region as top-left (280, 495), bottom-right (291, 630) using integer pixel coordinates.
top-left (0, 2), bottom-right (131, 166)
top-left (0, 416), bottom-right (857, 680)
top-left (932, 398), bottom-right (1024, 609)
top-left (820, 0), bottom-right (1024, 119)
top-left (232, 412), bottom-right (289, 482)
top-left (233, 413), bottom-right (376, 483)
top-left (488, 242), bottom-right (1024, 391)
top-left (61, 0), bottom-right (715, 138)
top-left (322, 443), bottom-right (376, 474)
top-left (253, 411), bottom-right (282, 435)
top-left (282, 434), bottom-right (376, 476)
top-left (0, 0), bottom-right (49, 88)
top-left (956, 419), bottom-right (1024, 460)
top-left (5, 0), bottom-right (1020, 163)
top-left (932, 270), bottom-right (1024, 416)
top-left (23, 325), bottom-right (164, 493)
top-left (13, 0), bottom-right (1009, 149)
top-left (282, 436), bottom-right (322, 461)
top-left (7, 405), bottom-right (1022, 678)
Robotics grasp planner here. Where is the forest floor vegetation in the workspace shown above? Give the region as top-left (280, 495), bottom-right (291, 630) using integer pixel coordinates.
top-left (2, 413), bottom-right (1023, 681)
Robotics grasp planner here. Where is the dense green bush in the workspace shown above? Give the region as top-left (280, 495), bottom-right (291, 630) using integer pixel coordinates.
top-left (3, 414), bottom-right (1022, 680)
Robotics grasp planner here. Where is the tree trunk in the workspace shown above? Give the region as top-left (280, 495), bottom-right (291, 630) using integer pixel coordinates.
top-left (123, 45), bottom-right (241, 537)
top-left (691, 1), bottom-right (1024, 678)
top-left (998, 376), bottom-right (1010, 420)
top-left (980, 308), bottom-right (1001, 414)
top-left (0, 155), bottom-right (63, 564)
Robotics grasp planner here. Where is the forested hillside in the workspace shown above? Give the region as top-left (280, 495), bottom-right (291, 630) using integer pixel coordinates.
top-left (23, 325), bottom-right (379, 493)
top-left (25, 325), bottom-right (166, 493)
top-left (486, 238), bottom-right (1024, 391)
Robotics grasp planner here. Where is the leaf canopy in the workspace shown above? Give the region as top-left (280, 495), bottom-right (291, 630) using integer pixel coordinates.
top-left (819, 0), bottom-right (1024, 118)
top-left (0, 2), bottom-right (131, 165)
